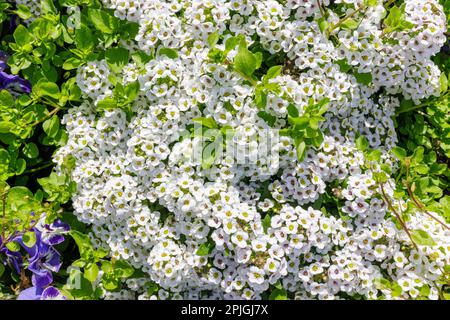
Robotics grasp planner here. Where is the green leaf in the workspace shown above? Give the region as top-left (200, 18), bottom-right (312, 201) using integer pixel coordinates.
top-left (440, 72), bottom-right (448, 93)
top-left (192, 117), bottom-right (218, 129)
top-left (38, 172), bottom-right (75, 204)
top-left (258, 111), bottom-right (276, 127)
top-left (125, 81), bottom-right (140, 101)
top-left (14, 4), bottom-right (32, 20)
top-left (318, 17), bottom-right (328, 33)
top-left (23, 143), bottom-right (39, 159)
top-left (367, 149), bottom-right (382, 162)
top-left (201, 146), bottom-right (217, 170)
top-left (384, 5), bottom-right (414, 33)
top-left (97, 97), bottom-right (117, 110)
top-left (411, 229), bottom-right (437, 246)
top-left (391, 146), bottom-right (407, 160)
top-left (288, 116), bottom-right (309, 127)
top-left (0, 90), bottom-right (14, 108)
top-left (158, 47), bottom-right (178, 59)
top-left (196, 242), bottom-right (215, 256)
top-left (234, 41), bottom-right (257, 78)
top-left (41, 0), bottom-right (57, 14)
top-left (84, 263), bottom-right (99, 282)
top-left (75, 24), bottom-right (95, 53)
top-left (146, 282), bottom-right (159, 296)
top-left (22, 231), bottom-right (37, 248)
top-left (336, 59), bottom-right (352, 73)
top-left (113, 260), bottom-right (134, 278)
top-left (269, 288), bottom-right (287, 300)
top-left (34, 81), bottom-right (60, 99)
top-left (262, 214), bottom-right (271, 232)
top-left (62, 57), bottom-right (83, 70)
top-left (287, 104), bottom-right (299, 117)
top-left (365, 0), bottom-right (378, 6)
top-left (264, 65), bottom-right (282, 81)
top-left (295, 140), bottom-right (307, 162)
top-left (66, 269), bottom-right (94, 298)
top-left (207, 32), bottom-right (220, 47)
top-left (15, 158), bottom-right (26, 175)
top-left (355, 136), bottom-right (369, 151)
top-left (7, 187), bottom-right (33, 211)
top-left (354, 72), bottom-right (372, 85)
top-left (391, 282), bottom-right (403, 297)
top-left (0, 264), bottom-right (4, 278)
top-left (88, 9), bottom-right (119, 34)
top-left (6, 241), bottom-right (20, 252)
top-left (105, 47), bottom-right (129, 73)
top-left (43, 115), bottom-right (60, 138)
top-left (411, 146), bottom-right (424, 165)
top-left (254, 86), bottom-right (267, 109)
top-left (0, 121), bottom-right (14, 134)
top-left (254, 52), bottom-right (263, 70)
top-left (102, 274), bottom-right (119, 291)
top-left (225, 36), bottom-right (241, 52)
top-left (131, 51), bottom-right (152, 67)
top-left (341, 18), bottom-right (360, 30)
top-left (13, 25), bottom-right (34, 47)
top-left (70, 230), bottom-right (94, 260)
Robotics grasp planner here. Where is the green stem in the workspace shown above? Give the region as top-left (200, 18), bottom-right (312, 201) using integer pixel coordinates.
top-left (1, 189), bottom-right (7, 245)
top-left (316, 0), bottom-right (326, 17)
top-left (328, 4), bottom-right (365, 33)
top-left (30, 106), bottom-right (61, 127)
top-left (379, 181), bottom-right (418, 250)
top-left (22, 161), bottom-right (54, 175)
top-left (395, 93), bottom-right (449, 115)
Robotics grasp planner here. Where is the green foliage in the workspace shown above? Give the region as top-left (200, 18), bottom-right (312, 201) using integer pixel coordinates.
top-left (196, 241), bottom-right (215, 256)
top-left (63, 230), bottom-right (137, 299)
top-left (284, 98), bottom-right (330, 161)
top-left (383, 5), bottom-right (414, 34)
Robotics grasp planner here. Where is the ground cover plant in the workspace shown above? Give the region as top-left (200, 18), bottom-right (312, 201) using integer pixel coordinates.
top-left (0, 0), bottom-right (449, 300)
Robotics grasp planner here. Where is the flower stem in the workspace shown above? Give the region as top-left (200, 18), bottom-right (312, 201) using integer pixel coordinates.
top-left (379, 182), bottom-right (418, 250)
top-left (31, 106), bottom-right (61, 127)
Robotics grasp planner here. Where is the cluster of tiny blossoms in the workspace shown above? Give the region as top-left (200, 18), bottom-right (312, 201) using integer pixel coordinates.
top-left (54, 0), bottom-right (449, 299)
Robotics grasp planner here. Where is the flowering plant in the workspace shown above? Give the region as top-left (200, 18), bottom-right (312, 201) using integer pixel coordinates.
top-left (0, 212), bottom-right (69, 300)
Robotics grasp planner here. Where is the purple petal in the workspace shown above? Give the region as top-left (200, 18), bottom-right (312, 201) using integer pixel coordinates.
top-left (41, 286), bottom-right (66, 300)
top-left (0, 51), bottom-right (7, 71)
top-left (51, 219), bottom-right (70, 232)
top-left (42, 248), bottom-right (62, 272)
top-left (41, 234), bottom-right (65, 246)
top-left (31, 269), bottom-right (53, 288)
top-left (0, 70), bottom-right (32, 94)
top-left (17, 286), bottom-right (44, 300)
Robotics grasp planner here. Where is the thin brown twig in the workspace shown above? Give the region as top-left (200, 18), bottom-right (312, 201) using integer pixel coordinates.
top-left (379, 182), bottom-right (418, 250)
top-left (316, 0), bottom-right (326, 17)
top-left (406, 182), bottom-right (450, 231)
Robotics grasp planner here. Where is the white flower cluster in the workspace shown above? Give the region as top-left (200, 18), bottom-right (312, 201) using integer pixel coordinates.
top-left (55, 0), bottom-right (450, 300)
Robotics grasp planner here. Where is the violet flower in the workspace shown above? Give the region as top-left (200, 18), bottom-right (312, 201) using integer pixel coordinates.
top-left (15, 218), bottom-right (70, 300)
top-left (0, 51), bottom-right (31, 94)
top-left (0, 235), bottom-right (23, 274)
top-left (24, 231), bottom-right (62, 288)
top-left (17, 286), bottom-right (67, 300)
top-left (37, 219), bottom-right (71, 246)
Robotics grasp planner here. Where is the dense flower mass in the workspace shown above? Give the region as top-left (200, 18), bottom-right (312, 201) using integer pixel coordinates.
top-left (40, 0), bottom-right (450, 300)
